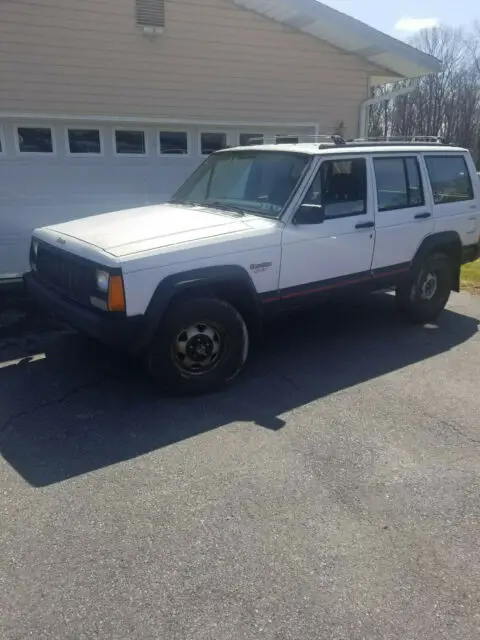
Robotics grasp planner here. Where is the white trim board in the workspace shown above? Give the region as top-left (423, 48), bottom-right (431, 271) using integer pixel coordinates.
top-left (0, 112), bottom-right (318, 130)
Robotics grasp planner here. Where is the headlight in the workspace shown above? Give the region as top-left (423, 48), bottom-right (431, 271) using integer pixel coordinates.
top-left (32, 239), bottom-right (39, 258)
top-left (96, 270), bottom-right (110, 292)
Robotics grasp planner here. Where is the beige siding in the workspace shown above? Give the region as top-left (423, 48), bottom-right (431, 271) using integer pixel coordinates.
top-left (0, 0), bottom-right (382, 136)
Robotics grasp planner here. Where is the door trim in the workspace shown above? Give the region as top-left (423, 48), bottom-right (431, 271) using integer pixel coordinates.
top-left (260, 262), bottom-right (410, 304)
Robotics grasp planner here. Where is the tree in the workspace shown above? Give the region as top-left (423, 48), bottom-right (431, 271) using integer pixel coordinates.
top-left (368, 25), bottom-right (480, 166)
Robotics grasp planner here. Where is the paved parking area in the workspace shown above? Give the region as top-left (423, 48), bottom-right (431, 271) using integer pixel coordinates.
top-left (1, 292), bottom-right (479, 639)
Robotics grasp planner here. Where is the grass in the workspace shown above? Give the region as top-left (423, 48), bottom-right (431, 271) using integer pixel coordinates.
top-left (461, 259), bottom-right (480, 293)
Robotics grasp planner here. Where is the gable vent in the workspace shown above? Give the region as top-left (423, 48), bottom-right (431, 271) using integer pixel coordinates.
top-left (136, 0), bottom-right (165, 28)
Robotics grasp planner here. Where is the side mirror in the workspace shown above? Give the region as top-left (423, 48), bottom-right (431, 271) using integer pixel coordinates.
top-left (294, 203), bottom-right (325, 225)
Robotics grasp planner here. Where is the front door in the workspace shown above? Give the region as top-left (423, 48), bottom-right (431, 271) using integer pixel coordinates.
top-left (279, 155), bottom-right (375, 298)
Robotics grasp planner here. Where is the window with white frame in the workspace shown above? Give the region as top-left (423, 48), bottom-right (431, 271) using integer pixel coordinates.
top-left (17, 127), bottom-right (53, 153)
top-left (276, 134), bottom-right (299, 144)
top-left (159, 131), bottom-right (188, 155)
top-left (68, 129), bottom-right (101, 154)
top-left (200, 132), bottom-right (227, 155)
top-left (115, 129), bottom-right (146, 155)
top-left (239, 133), bottom-right (263, 146)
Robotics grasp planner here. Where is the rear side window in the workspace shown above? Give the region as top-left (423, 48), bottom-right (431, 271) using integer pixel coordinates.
top-left (374, 157), bottom-right (424, 211)
top-left (425, 155), bottom-right (473, 204)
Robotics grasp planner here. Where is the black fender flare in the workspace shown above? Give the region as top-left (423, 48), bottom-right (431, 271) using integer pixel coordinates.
top-left (141, 265), bottom-right (263, 346)
top-left (412, 231), bottom-right (463, 291)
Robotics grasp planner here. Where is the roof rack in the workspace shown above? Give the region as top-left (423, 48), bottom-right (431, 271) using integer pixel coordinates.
top-left (239, 133), bottom-right (451, 150)
top-left (348, 135), bottom-right (446, 146)
top-left (241, 134), bottom-right (346, 148)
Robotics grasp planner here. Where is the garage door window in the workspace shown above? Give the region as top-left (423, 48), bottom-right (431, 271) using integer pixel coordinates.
top-left (68, 129), bottom-right (101, 154)
top-left (239, 133), bottom-right (263, 146)
top-left (115, 130), bottom-right (146, 155)
top-left (17, 127), bottom-right (53, 153)
top-left (276, 135), bottom-right (299, 144)
top-left (200, 132), bottom-right (227, 155)
top-left (159, 131), bottom-right (188, 155)
top-left (425, 155), bottom-right (474, 204)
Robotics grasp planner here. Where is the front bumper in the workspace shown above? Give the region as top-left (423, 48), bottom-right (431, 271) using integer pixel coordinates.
top-left (24, 272), bottom-right (145, 353)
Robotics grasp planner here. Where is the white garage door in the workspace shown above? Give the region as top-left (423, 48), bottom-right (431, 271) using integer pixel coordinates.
top-left (0, 120), bottom-right (315, 279)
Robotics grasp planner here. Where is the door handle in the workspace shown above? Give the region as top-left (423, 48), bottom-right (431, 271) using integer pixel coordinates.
top-left (355, 221), bottom-right (374, 229)
top-left (414, 212), bottom-right (432, 219)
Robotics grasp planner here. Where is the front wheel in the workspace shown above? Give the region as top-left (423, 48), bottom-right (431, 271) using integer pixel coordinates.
top-left (148, 296), bottom-right (249, 396)
top-left (396, 253), bottom-right (453, 324)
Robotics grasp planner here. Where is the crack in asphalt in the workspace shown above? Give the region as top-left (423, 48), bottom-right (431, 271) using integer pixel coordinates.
top-left (0, 379), bottom-right (105, 436)
top-left (436, 417), bottom-right (480, 445)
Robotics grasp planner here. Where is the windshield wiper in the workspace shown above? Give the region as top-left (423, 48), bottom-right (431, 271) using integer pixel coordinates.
top-left (201, 201), bottom-right (246, 216)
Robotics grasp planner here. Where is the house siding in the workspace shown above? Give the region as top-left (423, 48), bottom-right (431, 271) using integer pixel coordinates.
top-left (0, 0), bottom-right (382, 136)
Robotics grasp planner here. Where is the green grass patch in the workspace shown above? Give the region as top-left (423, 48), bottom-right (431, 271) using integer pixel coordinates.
top-left (461, 259), bottom-right (480, 292)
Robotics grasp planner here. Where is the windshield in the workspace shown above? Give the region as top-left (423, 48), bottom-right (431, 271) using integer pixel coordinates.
top-left (170, 150), bottom-right (311, 218)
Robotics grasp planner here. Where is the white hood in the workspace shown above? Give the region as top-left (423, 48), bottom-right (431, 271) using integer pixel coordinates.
top-left (40, 204), bottom-right (263, 258)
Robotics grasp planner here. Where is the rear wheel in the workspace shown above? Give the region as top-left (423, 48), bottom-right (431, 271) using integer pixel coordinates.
top-left (396, 253), bottom-right (453, 324)
top-left (148, 296), bottom-right (249, 396)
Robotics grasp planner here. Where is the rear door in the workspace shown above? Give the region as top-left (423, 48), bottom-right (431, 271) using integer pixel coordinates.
top-left (371, 154), bottom-right (433, 273)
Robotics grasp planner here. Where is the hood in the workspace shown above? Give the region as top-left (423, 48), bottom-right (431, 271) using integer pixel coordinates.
top-left (41, 204), bottom-right (261, 258)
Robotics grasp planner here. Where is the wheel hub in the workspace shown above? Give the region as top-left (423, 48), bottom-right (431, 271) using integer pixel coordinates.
top-left (174, 323), bottom-right (223, 374)
top-left (420, 272), bottom-right (438, 301)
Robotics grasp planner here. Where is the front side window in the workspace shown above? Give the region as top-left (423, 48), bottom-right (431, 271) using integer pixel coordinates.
top-left (302, 158), bottom-right (367, 218)
top-left (68, 129), bottom-right (101, 154)
top-left (374, 157), bottom-right (424, 211)
top-left (18, 127), bottom-right (53, 153)
top-left (200, 132), bottom-right (227, 155)
top-left (171, 150), bottom-right (310, 217)
top-left (425, 155), bottom-right (474, 204)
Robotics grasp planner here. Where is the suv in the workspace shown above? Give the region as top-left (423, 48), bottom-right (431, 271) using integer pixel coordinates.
top-left (25, 137), bottom-right (480, 395)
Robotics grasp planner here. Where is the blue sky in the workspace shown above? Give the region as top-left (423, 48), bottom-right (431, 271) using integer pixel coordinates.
top-left (321, 0), bottom-right (479, 37)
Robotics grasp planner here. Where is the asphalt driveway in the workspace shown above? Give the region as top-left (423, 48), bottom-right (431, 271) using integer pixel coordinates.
top-left (1, 292), bottom-right (479, 639)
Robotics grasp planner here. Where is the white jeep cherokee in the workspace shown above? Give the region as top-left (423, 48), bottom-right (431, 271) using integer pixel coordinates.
top-left (26, 137), bottom-right (480, 395)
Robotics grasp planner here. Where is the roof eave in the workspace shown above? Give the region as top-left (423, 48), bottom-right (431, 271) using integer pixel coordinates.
top-left (231, 0), bottom-right (441, 78)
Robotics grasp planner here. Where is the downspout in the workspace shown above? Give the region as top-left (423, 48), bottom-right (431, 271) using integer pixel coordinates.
top-left (358, 78), bottom-right (420, 138)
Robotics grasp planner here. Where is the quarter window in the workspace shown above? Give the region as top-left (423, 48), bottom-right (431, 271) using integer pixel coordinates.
top-left (18, 127), bottom-right (53, 153)
top-left (200, 132), bottom-right (227, 155)
top-left (303, 158), bottom-right (367, 218)
top-left (68, 129), bottom-right (101, 154)
top-left (425, 156), bottom-right (473, 204)
top-left (159, 131), bottom-right (188, 155)
top-left (115, 130), bottom-right (146, 155)
top-left (374, 157), bottom-right (424, 211)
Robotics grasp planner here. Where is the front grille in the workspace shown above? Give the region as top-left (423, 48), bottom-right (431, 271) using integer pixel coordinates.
top-left (36, 243), bottom-right (95, 305)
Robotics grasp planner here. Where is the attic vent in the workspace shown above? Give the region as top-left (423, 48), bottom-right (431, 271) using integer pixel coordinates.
top-left (136, 0), bottom-right (165, 29)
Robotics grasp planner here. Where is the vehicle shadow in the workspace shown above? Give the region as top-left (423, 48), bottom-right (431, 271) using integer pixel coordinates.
top-left (0, 293), bottom-right (478, 486)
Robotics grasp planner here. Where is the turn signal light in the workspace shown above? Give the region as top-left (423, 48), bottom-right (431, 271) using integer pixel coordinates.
top-left (108, 275), bottom-right (126, 312)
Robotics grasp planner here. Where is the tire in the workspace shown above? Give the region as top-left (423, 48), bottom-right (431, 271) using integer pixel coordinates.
top-left (396, 252), bottom-right (453, 324)
top-left (148, 296), bottom-right (249, 396)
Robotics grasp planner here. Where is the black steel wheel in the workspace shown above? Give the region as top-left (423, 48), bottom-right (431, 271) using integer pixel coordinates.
top-left (148, 296), bottom-right (249, 396)
top-left (396, 253), bottom-right (453, 324)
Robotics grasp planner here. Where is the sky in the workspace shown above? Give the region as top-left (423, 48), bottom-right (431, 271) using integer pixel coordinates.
top-left (321, 0), bottom-right (479, 38)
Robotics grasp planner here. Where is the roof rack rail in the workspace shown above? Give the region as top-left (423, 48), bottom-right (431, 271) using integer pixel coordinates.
top-left (350, 135), bottom-right (446, 145)
top-left (240, 133), bottom-right (346, 148)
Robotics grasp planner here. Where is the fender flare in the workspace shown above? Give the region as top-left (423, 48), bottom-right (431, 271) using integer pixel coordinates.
top-left (412, 231), bottom-right (463, 290)
top-left (141, 264), bottom-right (263, 345)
